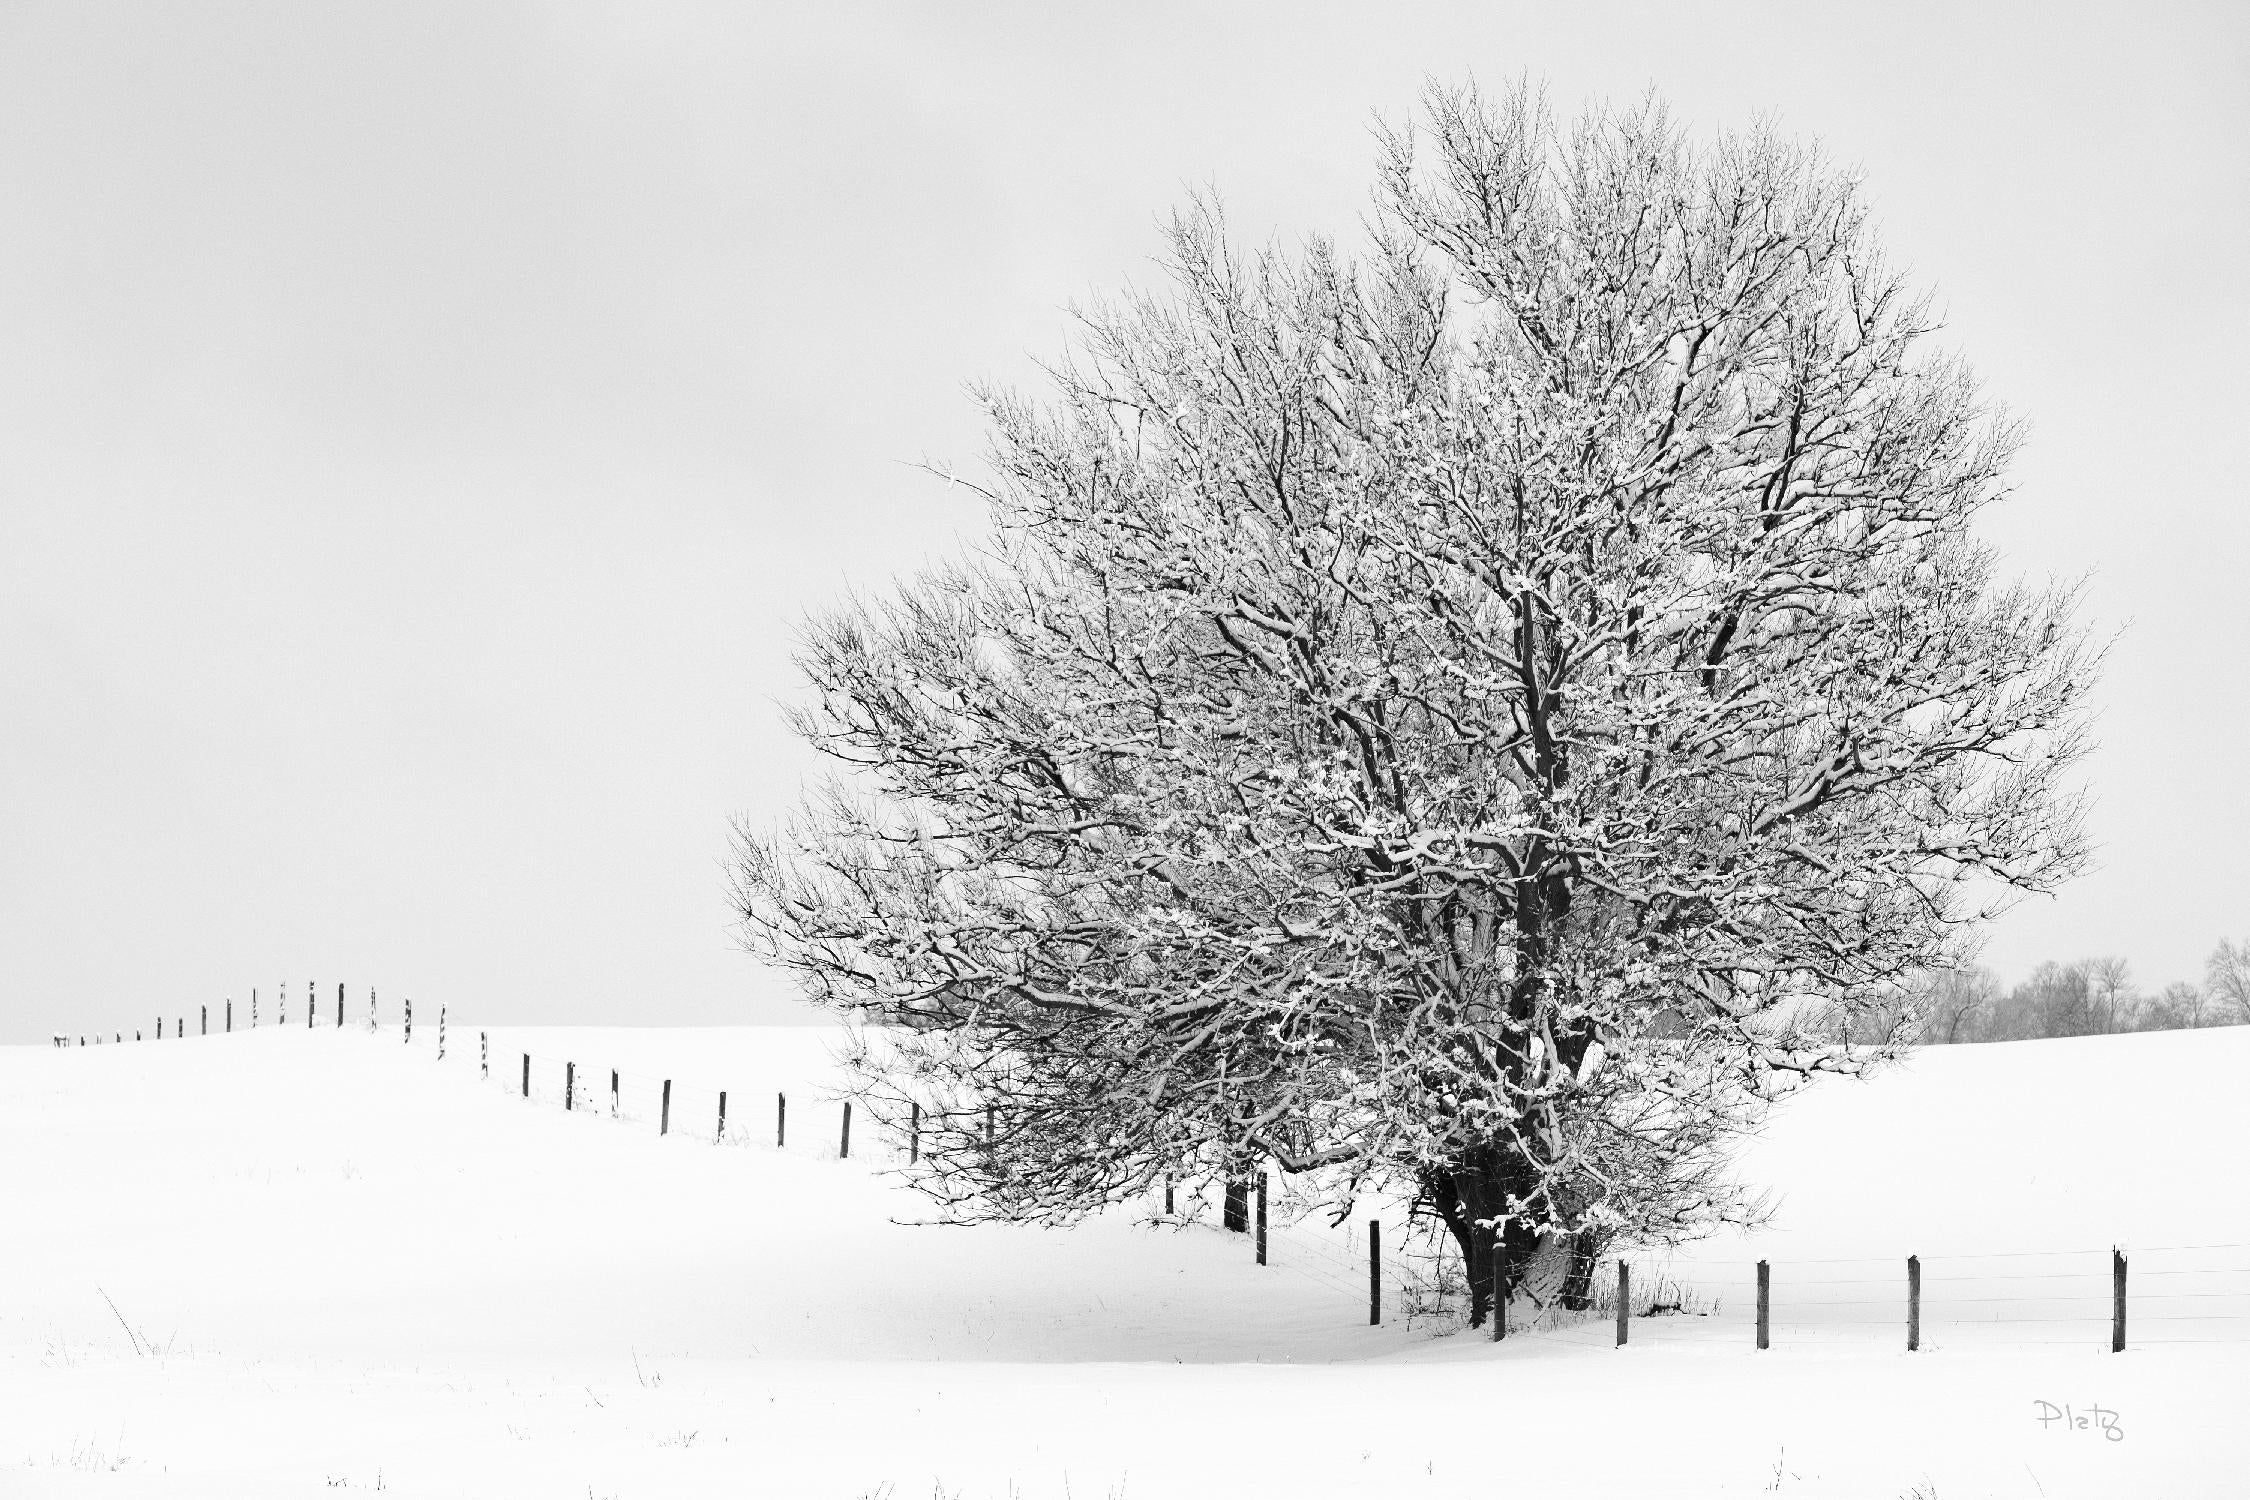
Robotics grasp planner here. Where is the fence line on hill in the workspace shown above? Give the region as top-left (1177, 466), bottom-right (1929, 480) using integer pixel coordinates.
top-left (48, 993), bottom-right (2250, 1352)
top-left (52, 979), bottom-right (377, 1049)
top-left (1254, 1205), bottom-right (2250, 1351)
top-left (428, 1015), bottom-right (2250, 1355)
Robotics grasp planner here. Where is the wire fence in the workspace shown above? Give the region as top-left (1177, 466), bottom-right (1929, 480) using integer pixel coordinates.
top-left (1518, 1242), bottom-right (2250, 1353)
top-left (46, 984), bottom-right (884, 1165)
top-left (494, 1042), bottom-right (877, 1165)
top-left (1252, 1187), bottom-right (1452, 1327)
top-left (50, 980), bottom-right (377, 1045)
top-left (1183, 1166), bottom-right (2250, 1351)
top-left (53, 993), bottom-right (2250, 1352)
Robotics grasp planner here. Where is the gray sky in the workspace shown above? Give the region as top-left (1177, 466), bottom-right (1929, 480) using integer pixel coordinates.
top-left (3, 1), bottom-right (2245, 1043)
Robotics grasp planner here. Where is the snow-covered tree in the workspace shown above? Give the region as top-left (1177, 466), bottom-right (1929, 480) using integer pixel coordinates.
top-left (734, 81), bottom-right (2097, 1326)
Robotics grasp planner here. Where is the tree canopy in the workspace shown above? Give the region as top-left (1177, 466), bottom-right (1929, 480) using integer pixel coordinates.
top-left (734, 80), bottom-right (2097, 1324)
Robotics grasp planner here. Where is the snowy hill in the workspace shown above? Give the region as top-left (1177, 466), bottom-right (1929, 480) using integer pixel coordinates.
top-left (4, 1021), bottom-right (2246, 1497)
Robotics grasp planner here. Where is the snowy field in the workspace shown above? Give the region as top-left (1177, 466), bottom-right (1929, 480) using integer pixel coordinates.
top-left (5, 1020), bottom-right (2247, 1497)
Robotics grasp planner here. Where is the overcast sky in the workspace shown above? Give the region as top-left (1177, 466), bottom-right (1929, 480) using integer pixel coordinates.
top-left (3, 2), bottom-right (2244, 1043)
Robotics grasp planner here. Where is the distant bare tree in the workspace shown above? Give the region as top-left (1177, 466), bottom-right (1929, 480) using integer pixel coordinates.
top-left (2137, 980), bottom-right (2207, 1031)
top-left (2085, 955), bottom-right (2133, 1034)
top-left (2205, 940), bottom-right (2250, 1025)
top-left (1917, 966), bottom-right (2001, 1044)
top-left (2037, 960), bottom-right (2097, 1037)
top-left (1926, 957), bottom-right (2240, 1040)
top-left (1983, 960), bottom-right (2095, 1039)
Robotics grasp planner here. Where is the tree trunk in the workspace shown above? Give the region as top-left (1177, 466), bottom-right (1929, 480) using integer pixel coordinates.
top-left (1222, 1176), bottom-right (1249, 1233)
top-left (1424, 1157), bottom-right (1540, 1328)
top-left (1558, 1229), bottom-right (1606, 1311)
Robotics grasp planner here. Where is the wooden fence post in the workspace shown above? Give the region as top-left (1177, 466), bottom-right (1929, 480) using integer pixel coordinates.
top-left (1616, 1261), bottom-right (1630, 1347)
top-left (250, 988), bottom-right (257, 1027)
top-left (565, 1061), bottom-right (575, 1111)
top-left (660, 1079), bottom-right (672, 1136)
top-left (480, 1031), bottom-right (488, 1079)
top-left (278, 980), bottom-right (286, 1027)
top-left (437, 1004), bottom-right (446, 1061)
top-left (908, 1102), bottom-right (919, 1162)
top-left (985, 1105), bottom-right (996, 1150)
top-left (1255, 1172), bottom-right (1267, 1266)
top-left (2112, 1248), bottom-right (2127, 1353)
top-left (201, 1005), bottom-right (207, 1036)
top-left (611, 1069), bottom-right (619, 1117)
top-left (336, 982), bottom-right (343, 1028)
top-left (405, 997), bottom-right (413, 1045)
top-left (1756, 1260), bottom-right (1771, 1350)
top-left (522, 1053), bottom-right (530, 1099)
top-left (1493, 1220), bottom-right (1509, 1342)
top-left (371, 988), bottom-right (378, 1032)
top-left (157, 1016), bottom-right (163, 1039)
top-left (226, 999), bottom-right (232, 1033)
top-left (1369, 1220), bottom-right (1382, 1325)
top-left (177, 1016), bottom-right (183, 1038)
top-left (717, 1090), bottom-right (727, 1142)
top-left (840, 1101), bottom-right (852, 1159)
top-left (306, 979), bottom-right (314, 1029)
top-left (1907, 1254), bottom-right (1921, 1352)
top-left (1163, 1174), bottom-right (1173, 1216)
top-left (777, 1092), bottom-right (787, 1147)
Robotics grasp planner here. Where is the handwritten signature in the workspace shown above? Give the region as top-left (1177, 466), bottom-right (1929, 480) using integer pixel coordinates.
top-left (2034, 1401), bottom-right (2123, 1442)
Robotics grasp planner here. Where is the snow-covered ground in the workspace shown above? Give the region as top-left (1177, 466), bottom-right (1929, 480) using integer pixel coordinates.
top-left (5, 1020), bottom-right (2246, 1497)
